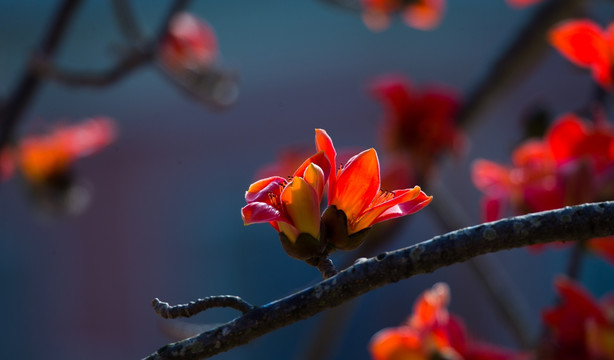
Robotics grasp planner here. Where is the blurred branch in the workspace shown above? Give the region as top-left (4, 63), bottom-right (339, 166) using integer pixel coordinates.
top-left (152, 296), bottom-right (254, 319)
top-left (0, 0), bottom-right (83, 149)
top-left (112, 0), bottom-right (145, 44)
top-left (144, 201), bottom-right (614, 360)
top-left (428, 180), bottom-right (532, 349)
top-left (33, 0), bottom-right (191, 88)
top-left (457, 0), bottom-right (587, 128)
top-left (33, 49), bottom-right (152, 87)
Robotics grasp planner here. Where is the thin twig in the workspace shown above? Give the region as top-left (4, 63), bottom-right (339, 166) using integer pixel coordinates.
top-left (144, 201), bottom-right (614, 360)
top-left (33, 50), bottom-right (151, 87)
top-left (315, 257), bottom-right (339, 279)
top-left (33, 0), bottom-right (192, 88)
top-left (152, 296), bottom-right (254, 319)
top-left (0, 0), bottom-right (83, 149)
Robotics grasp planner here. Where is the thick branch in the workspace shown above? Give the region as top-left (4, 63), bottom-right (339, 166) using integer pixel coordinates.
top-left (152, 296), bottom-right (254, 319)
top-left (143, 201), bottom-right (614, 360)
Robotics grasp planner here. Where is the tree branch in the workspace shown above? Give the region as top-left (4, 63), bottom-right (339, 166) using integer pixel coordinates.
top-left (0, 0), bottom-right (83, 149)
top-left (143, 201), bottom-right (614, 360)
top-left (33, 0), bottom-right (192, 88)
top-left (152, 296), bottom-right (254, 319)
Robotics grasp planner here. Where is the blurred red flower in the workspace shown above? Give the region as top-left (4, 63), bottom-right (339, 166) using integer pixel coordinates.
top-left (159, 12), bottom-right (218, 73)
top-left (549, 19), bottom-right (614, 89)
top-left (472, 113), bottom-right (614, 262)
top-left (370, 283), bottom-right (526, 360)
top-left (542, 276), bottom-right (614, 359)
top-left (7, 117), bottom-right (116, 185)
top-left (361, 0), bottom-right (445, 31)
top-left (370, 74), bottom-right (462, 179)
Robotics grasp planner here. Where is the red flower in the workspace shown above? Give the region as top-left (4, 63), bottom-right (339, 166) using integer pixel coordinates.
top-left (242, 152), bottom-right (330, 261)
top-left (370, 74), bottom-right (462, 179)
top-left (316, 129), bottom-right (432, 250)
top-left (159, 12), bottom-right (218, 73)
top-left (472, 114), bottom-right (614, 262)
top-left (542, 277), bottom-right (614, 359)
top-left (243, 129), bottom-right (432, 259)
top-left (473, 114), bottom-right (614, 221)
top-left (361, 0), bottom-right (445, 32)
top-left (549, 19), bottom-right (614, 89)
top-left (370, 283), bottom-right (526, 360)
top-left (12, 117), bottom-right (116, 185)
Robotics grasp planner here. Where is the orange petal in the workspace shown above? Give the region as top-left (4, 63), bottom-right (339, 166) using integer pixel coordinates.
top-left (281, 176), bottom-right (321, 239)
top-left (409, 282), bottom-right (450, 329)
top-left (352, 186), bottom-right (422, 233)
top-left (403, 0), bottom-right (444, 31)
top-left (332, 148), bottom-right (380, 222)
top-left (302, 163), bottom-right (326, 199)
top-left (369, 327), bottom-right (424, 360)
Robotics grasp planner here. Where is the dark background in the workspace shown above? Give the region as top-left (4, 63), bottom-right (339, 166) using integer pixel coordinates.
top-left (1, 1), bottom-right (613, 359)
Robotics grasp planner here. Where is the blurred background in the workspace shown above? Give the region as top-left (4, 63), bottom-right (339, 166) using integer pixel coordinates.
top-left (1, 0), bottom-right (614, 359)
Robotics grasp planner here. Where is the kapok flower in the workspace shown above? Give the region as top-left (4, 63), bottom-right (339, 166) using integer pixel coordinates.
top-left (370, 283), bottom-right (526, 360)
top-left (242, 152), bottom-right (330, 261)
top-left (472, 114), bottom-right (614, 221)
top-left (361, 0), bottom-right (445, 32)
top-left (370, 74), bottom-right (462, 179)
top-left (472, 114), bottom-right (614, 263)
top-left (316, 129), bottom-right (432, 250)
top-left (542, 276), bottom-right (614, 360)
top-left (16, 117), bottom-right (116, 185)
top-left (159, 12), bottom-right (218, 73)
top-left (549, 19), bottom-right (614, 89)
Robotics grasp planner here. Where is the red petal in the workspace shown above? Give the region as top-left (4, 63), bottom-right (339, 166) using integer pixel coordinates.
top-left (241, 202), bottom-right (286, 225)
top-left (546, 114), bottom-right (588, 163)
top-left (370, 75), bottom-right (414, 121)
top-left (471, 160), bottom-right (512, 194)
top-left (55, 117), bottom-right (116, 158)
top-left (482, 196), bottom-right (504, 222)
top-left (549, 19), bottom-right (611, 87)
top-left (588, 236), bottom-right (614, 266)
top-left (315, 129), bottom-right (337, 202)
top-left (245, 176), bottom-right (287, 203)
top-left (332, 148), bottom-right (380, 221)
top-left (372, 190), bottom-right (432, 224)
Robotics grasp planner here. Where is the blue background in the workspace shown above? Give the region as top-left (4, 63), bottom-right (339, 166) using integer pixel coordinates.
top-left (1, 1), bottom-right (613, 359)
